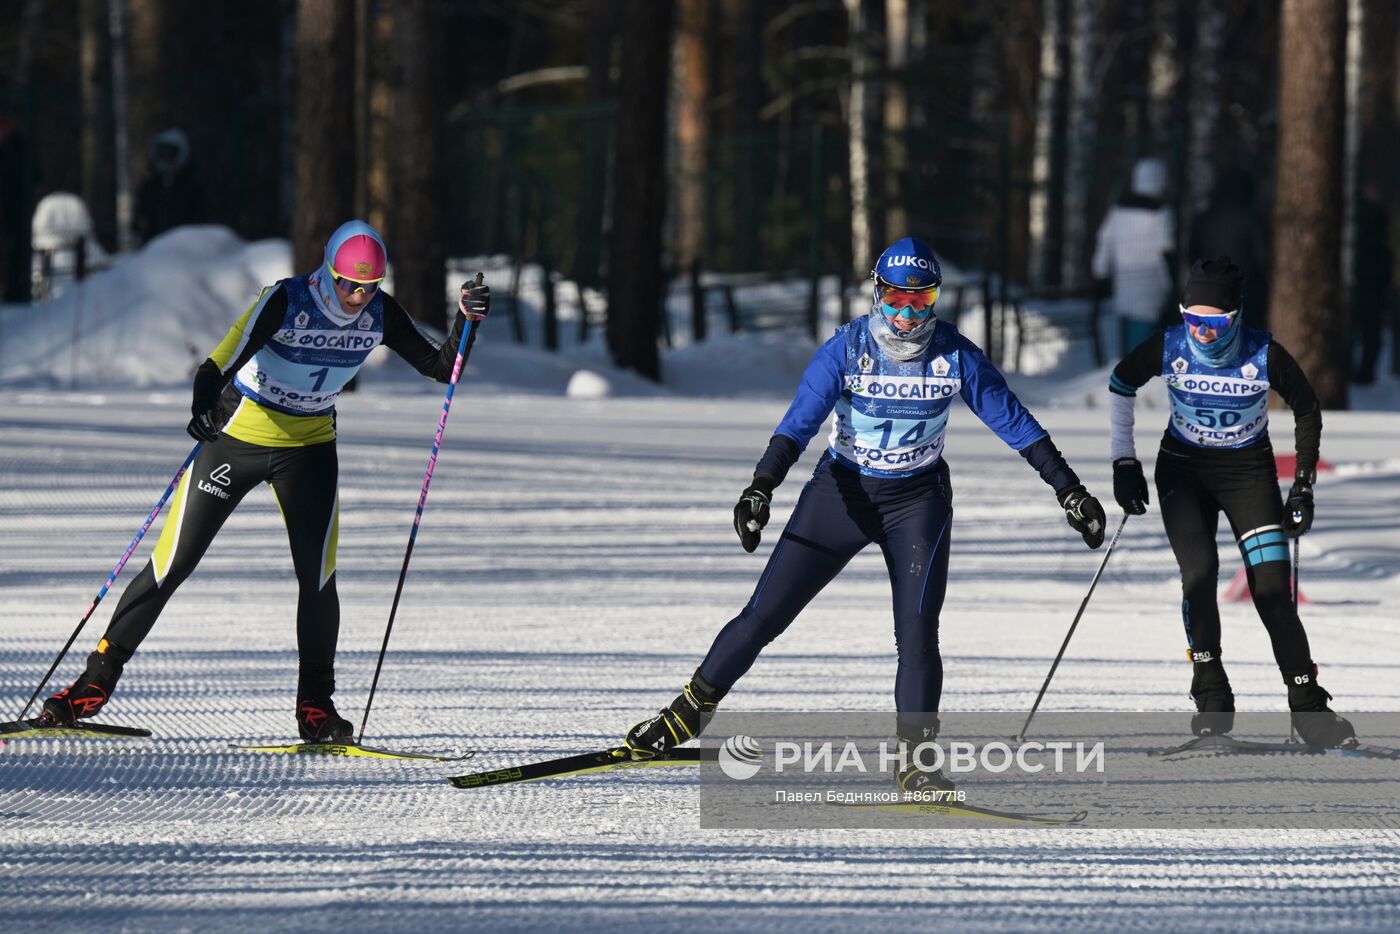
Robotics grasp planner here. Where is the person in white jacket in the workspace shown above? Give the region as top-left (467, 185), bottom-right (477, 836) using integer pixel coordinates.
top-left (1091, 157), bottom-right (1176, 354)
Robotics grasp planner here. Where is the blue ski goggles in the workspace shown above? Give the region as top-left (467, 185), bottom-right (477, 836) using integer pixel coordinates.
top-left (1180, 305), bottom-right (1238, 331)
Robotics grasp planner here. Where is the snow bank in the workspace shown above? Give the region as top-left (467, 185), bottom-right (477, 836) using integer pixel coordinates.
top-left (4, 227), bottom-right (1397, 410)
top-left (0, 226), bottom-right (287, 389)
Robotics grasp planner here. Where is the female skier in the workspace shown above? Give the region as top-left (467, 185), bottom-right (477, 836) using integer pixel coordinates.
top-left (1107, 256), bottom-right (1354, 746)
top-left (40, 220), bottom-right (490, 741)
top-left (623, 237), bottom-right (1106, 792)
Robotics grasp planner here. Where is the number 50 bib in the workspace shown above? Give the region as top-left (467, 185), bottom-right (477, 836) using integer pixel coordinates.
top-left (1161, 325), bottom-right (1271, 449)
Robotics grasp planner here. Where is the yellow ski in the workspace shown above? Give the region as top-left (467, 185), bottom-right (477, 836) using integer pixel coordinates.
top-left (231, 741), bottom-right (472, 762)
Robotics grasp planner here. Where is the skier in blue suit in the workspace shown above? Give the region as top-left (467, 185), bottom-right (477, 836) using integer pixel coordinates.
top-left (624, 237), bottom-right (1106, 793)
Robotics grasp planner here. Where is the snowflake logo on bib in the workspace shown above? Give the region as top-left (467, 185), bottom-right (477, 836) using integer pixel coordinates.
top-left (1241, 362), bottom-right (1258, 380)
top-left (932, 356), bottom-right (950, 377)
top-left (1172, 357), bottom-right (1189, 374)
top-left (295, 311), bottom-right (311, 329)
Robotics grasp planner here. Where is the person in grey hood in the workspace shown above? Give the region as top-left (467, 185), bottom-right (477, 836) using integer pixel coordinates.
top-left (1092, 157), bottom-right (1177, 354)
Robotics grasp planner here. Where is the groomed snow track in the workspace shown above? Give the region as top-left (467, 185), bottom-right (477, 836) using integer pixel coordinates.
top-left (3, 389), bottom-right (1399, 932)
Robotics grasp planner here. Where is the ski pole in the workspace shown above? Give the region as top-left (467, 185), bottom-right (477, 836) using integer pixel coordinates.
top-left (18, 442), bottom-right (201, 721)
top-left (1292, 537), bottom-right (1300, 611)
top-left (1289, 523), bottom-right (1301, 744)
top-left (359, 273), bottom-right (483, 744)
top-left (1014, 513), bottom-right (1129, 743)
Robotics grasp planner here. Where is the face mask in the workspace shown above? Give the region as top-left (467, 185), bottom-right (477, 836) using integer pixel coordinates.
top-left (1185, 315), bottom-right (1243, 367)
top-left (869, 307), bottom-right (937, 360)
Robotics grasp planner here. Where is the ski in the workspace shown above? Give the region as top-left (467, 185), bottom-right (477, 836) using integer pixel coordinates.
top-left (830, 798), bottom-right (1088, 825)
top-left (231, 741), bottom-right (474, 762)
top-left (1151, 734), bottom-right (1400, 760)
top-left (0, 718), bottom-right (152, 740)
top-left (1339, 743), bottom-right (1400, 761)
top-left (448, 745), bottom-right (708, 787)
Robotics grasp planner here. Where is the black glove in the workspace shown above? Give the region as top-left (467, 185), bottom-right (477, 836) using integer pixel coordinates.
top-left (459, 278), bottom-right (490, 320)
top-left (187, 407), bottom-right (221, 444)
top-left (188, 359), bottom-right (225, 444)
top-left (1057, 484), bottom-right (1106, 549)
top-left (733, 476), bottom-right (775, 553)
top-left (1112, 458), bottom-right (1149, 515)
top-left (1282, 483), bottom-right (1314, 538)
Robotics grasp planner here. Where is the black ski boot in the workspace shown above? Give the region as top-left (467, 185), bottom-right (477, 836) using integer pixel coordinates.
top-left (895, 717), bottom-right (956, 796)
top-left (296, 697), bottom-right (354, 743)
top-left (897, 764), bottom-right (956, 796)
top-left (1285, 665), bottom-right (1356, 747)
top-left (38, 641), bottom-right (131, 726)
top-left (624, 670), bottom-right (724, 759)
top-left (1189, 655), bottom-right (1236, 737)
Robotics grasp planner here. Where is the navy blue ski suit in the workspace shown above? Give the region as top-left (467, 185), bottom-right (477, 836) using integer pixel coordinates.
top-left (698, 316), bottom-right (1080, 714)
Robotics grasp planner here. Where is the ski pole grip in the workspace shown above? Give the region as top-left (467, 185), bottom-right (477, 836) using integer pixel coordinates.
top-left (459, 272), bottom-right (487, 321)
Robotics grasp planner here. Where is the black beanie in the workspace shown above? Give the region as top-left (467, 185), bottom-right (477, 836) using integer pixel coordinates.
top-left (1183, 256), bottom-right (1244, 311)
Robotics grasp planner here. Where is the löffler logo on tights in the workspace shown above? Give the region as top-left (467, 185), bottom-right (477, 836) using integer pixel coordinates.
top-left (198, 463), bottom-right (233, 501)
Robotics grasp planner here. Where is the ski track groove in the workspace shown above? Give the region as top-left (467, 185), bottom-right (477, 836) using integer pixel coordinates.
top-left (2, 390), bottom-right (1398, 931)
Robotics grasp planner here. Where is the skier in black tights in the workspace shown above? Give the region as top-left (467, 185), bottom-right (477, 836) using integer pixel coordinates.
top-left (1107, 257), bottom-right (1354, 747)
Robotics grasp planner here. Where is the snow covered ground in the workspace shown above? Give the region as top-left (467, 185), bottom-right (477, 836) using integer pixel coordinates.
top-left (3, 229), bottom-right (1400, 931)
top-left (2, 383), bottom-right (1399, 932)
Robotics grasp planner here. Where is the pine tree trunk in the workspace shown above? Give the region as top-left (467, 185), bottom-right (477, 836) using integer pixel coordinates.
top-left (1187, 0), bottom-right (1225, 217)
top-left (1146, 0), bottom-right (1180, 155)
top-left (674, 0), bottom-right (710, 271)
top-left (573, 0), bottom-right (619, 288)
top-left (1340, 0), bottom-right (1360, 300)
top-left (109, 0), bottom-right (135, 253)
top-left (1000, 0), bottom-right (1039, 284)
top-left (728, 0), bottom-right (763, 268)
top-left (292, 0), bottom-right (355, 278)
top-left (605, 0), bottom-right (673, 381)
top-left (126, 0), bottom-right (169, 189)
top-left (81, 1), bottom-right (115, 250)
top-left (883, 0), bottom-right (913, 242)
top-left (363, 7), bottom-right (394, 239)
top-left (1357, 0), bottom-right (1398, 199)
top-left (391, 0), bottom-right (446, 328)
top-left (845, 0), bottom-right (885, 280)
top-left (1270, 0), bottom-right (1348, 409)
top-left (7, 0), bottom-right (43, 108)
top-left (1029, 0), bottom-right (1065, 287)
top-left (1060, 0), bottom-right (1097, 291)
